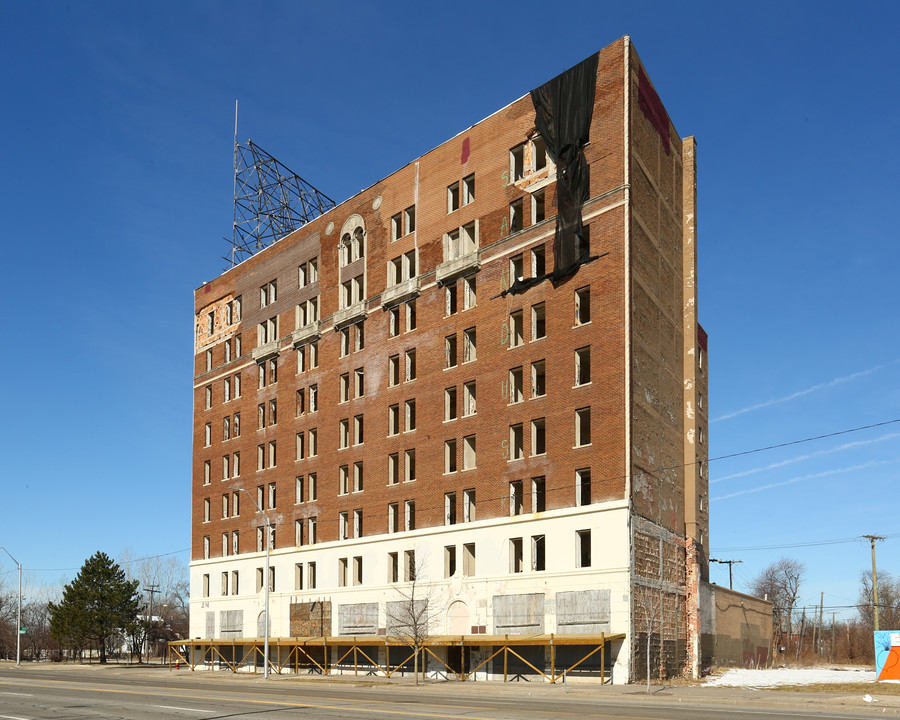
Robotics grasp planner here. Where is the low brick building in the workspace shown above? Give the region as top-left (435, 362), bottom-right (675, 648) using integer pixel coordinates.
top-left (189, 36), bottom-right (709, 683)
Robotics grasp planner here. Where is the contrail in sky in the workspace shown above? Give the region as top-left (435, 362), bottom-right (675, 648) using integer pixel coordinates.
top-left (712, 361), bottom-right (898, 423)
top-left (711, 459), bottom-right (894, 501)
top-left (711, 432), bottom-right (900, 484)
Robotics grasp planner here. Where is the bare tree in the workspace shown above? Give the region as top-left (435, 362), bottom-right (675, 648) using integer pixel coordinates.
top-left (749, 557), bottom-right (805, 652)
top-left (858, 571), bottom-right (900, 631)
top-left (634, 585), bottom-right (663, 692)
top-left (385, 551), bottom-right (440, 685)
top-left (119, 550), bottom-right (190, 656)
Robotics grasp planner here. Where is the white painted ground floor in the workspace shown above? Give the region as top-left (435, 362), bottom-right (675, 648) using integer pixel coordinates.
top-left (190, 500), bottom-right (637, 682)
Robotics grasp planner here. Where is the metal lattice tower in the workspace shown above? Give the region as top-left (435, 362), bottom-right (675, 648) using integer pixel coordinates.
top-left (226, 139), bottom-right (336, 268)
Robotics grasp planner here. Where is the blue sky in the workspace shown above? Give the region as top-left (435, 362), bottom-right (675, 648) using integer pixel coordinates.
top-left (1, 1), bottom-right (898, 619)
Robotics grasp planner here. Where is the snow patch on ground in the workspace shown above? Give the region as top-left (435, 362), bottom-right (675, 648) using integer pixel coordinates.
top-left (704, 666), bottom-right (876, 688)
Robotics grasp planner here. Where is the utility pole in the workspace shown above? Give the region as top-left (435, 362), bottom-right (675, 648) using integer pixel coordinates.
top-left (710, 558), bottom-right (742, 590)
top-left (143, 584), bottom-right (159, 663)
top-left (862, 535), bottom-right (885, 631)
top-left (831, 612), bottom-right (836, 662)
top-left (814, 591), bottom-right (823, 656)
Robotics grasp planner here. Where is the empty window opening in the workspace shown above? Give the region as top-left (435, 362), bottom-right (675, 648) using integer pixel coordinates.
top-left (510, 254), bottom-right (524, 283)
top-left (353, 461), bottom-right (364, 492)
top-left (388, 503), bottom-right (399, 534)
top-left (531, 418), bottom-right (546, 456)
top-left (404, 550), bottom-right (416, 582)
top-left (463, 435), bottom-right (476, 470)
top-left (532, 189), bottom-right (546, 224)
top-left (532, 535), bottom-right (546, 572)
top-left (448, 181), bottom-right (460, 213)
top-left (510, 537), bottom-right (524, 573)
top-left (463, 381), bottom-right (477, 416)
top-left (388, 404), bottom-right (399, 435)
top-left (445, 386), bottom-right (457, 421)
top-left (464, 489), bottom-right (476, 523)
top-left (388, 552), bottom-right (399, 583)
top-left (404, 399), bottom-right (416, 431)
top-left (445, 334), bottom-right (457, 368)
top-left (339, 465), bottom-right (349, 495)
top-left (532, 302), bottom-right (546, 340)
top-left (509, 480), bottom-right (523, 516)
top-left (404, 449), bottom-right (416, 482)
top-left (531, 360), bottom-right (546, 397)
top-left (575, 408), bottom-right (591, 447)
top-left (446, 283), bottom-right (458, 315)
top-left (389, 355), bottom-right (400, 386)
top-left (445, 492), bottom-right (457, 525)
top-left (462, 174), bottom-right (475, 205)
top-left (444, 545), bottom-right (457, 578)
top-left (510, 198), bottom-right (524, 233)
top-left (509, 423), bottom-right (524, 461)
top-left (388, 453), bottom-right (399, 485)
top-left (389, 306), bottom-right (400, 336)
top-left (509, 367), bottom-right (523, 404)
top-left (405, 299), bottom-right (417, 331)
top-left (575, 346), bottom-right (591, 385)
top-left (510, 144), bottom-right (525, 181)
top-left (532, 476), bottom-right (546, 513)
top-left (463, 275), bottom-right (476, 309)
top-left (463, 543), bottom-right (476, 576)
top-left (463, 327), bottom-right (476, 362)
top-left (575, 286), bottom-right (590, 325)
top-left (577, 529), bottom-right (592, 567)
top-left (576, 468), bottom-right (591, 506)
top-left (509, 310), bottom-right (523, 347)
top-left (445, 439), bottom-right (457, 474)
top-left (339, 419), bottom-right (349, 450)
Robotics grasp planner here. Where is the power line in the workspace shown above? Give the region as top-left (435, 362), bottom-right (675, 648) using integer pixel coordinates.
top-left (712, 532), bottom-right (900, 553)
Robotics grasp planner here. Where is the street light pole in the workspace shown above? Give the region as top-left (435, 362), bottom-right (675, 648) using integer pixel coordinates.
top-left (0, 547), bottom-right (21, 667)
top-left (237, 488), bottom-right (271, 679)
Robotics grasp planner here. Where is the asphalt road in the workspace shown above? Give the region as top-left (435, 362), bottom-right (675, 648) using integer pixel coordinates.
top-left (0, 664), bottom-right (894, 720)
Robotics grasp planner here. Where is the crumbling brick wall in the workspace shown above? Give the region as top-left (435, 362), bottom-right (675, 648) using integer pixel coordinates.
top-left (632, 519), bottom-right (687, 680)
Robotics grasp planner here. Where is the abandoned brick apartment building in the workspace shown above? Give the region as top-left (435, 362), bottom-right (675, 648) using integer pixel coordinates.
top-left (189, 36), bottom-right (710, 683)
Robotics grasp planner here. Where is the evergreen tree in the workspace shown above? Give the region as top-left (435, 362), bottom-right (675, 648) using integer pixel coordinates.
top-left (49, 552), bottom-right (141, 663)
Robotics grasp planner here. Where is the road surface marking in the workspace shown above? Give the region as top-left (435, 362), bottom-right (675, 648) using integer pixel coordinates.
top-left (0, 693), bottom-right (32, 696)
top-left (154, 706), bottom-right (207, 713)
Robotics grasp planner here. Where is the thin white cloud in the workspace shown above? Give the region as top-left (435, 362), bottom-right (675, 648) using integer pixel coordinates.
top-left (712, 433), bottom-right (900, 484)
top-left (713, 361), bottom-right (898, 423)
top-left (711, 459), bottom-right (894, 501)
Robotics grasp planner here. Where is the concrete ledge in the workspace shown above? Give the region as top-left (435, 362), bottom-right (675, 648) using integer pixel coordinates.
top-left (436, 252), bottom-right (481, 284)
top-left (381, 278), bottom-right (420, 308)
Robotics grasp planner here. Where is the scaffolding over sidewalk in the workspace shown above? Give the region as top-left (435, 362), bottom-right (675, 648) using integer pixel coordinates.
top-left (168, 632), bottom-right (626, 684)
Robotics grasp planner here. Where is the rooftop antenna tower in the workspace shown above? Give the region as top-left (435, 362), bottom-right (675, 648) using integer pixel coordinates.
top-left (226, 100), bottom-right (336, 268)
